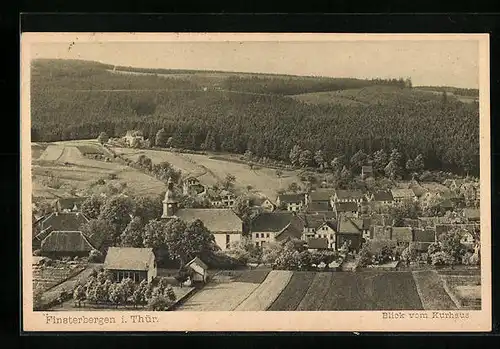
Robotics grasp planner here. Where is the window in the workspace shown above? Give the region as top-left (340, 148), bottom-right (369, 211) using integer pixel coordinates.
top-left (266, 233), bottom-right (270, 238)
top-left (255, 242), bottom-right (259, 247)
top-left (226, 234), bottom-right (231, 249)
top-left (330, 234), bottom-right (334, 239)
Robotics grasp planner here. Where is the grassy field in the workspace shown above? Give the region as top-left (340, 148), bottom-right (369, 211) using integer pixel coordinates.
top-left (268, 272), bottom-right (316, 311)
top-left (111, 147), bottom-right (303, 200)
top-left (411, 270), bottom-right (457, 310)
top-left (437, 269), bottom-right (481, 310)
top-left (31, 141), bottom-right (166, 199)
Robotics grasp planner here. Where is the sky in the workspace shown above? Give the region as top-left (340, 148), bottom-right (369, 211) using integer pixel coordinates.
top-left (30, 39), bottom-right (480, 88)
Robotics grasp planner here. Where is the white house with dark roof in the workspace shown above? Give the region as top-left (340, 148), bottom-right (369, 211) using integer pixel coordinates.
top-left (276, 193), bottom-right (305, 212)
top-left (185, 257), bottom-right (209, 283)
top-left (391, 188), bottom-right (418, 203)
top-left (104, 247), bottom-right (157, 283)
top-left (161, 177), bottom-right (243, 251)
top-left (54, 197), bottom-right (88, 213)
top-left (250, 212), bottom-right (304, 247)
top-left (331, 189), bottom-right (365, 206)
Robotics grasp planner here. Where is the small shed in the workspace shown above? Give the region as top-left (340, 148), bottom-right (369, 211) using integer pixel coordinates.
top-left (185, 257), bottom-right (209, 283)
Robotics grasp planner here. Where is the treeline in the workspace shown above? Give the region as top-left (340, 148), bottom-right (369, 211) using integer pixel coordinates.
top-left (416, 86), bottom-right (479, 97)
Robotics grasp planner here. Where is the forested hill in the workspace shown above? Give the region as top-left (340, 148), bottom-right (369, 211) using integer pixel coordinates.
top-left (31, 59), bottom-right (479, 175)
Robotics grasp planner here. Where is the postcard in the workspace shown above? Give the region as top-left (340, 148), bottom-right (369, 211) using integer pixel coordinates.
top-left (21, 32), bottom-right (491, 332)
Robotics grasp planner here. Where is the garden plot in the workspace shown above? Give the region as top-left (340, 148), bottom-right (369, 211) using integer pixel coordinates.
top-left (319, 272), bottom-right (423, 311)
top-left (268, 272), bottom-right (316, 311)
top-left (438, 271), bottom-right (481, 310)
top-left (296, 272), bottom-right (333, 311)
top-left (234, 270), bottom-right (293, 311)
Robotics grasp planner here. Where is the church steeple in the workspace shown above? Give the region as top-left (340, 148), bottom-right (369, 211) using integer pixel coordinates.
top-left (162, 177), bottom-right (178, 218)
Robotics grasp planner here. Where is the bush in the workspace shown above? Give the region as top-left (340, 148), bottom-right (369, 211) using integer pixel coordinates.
top-left (33, 249), bottom-right (41, 256)
top-left (108, 173), bottom-right (118, 180)
top-left (88, 249), bottom-right (103, 263)
top-left (430, 251), bottom-right (455, 266)
top-left (148, 295), bottom-right (171, 311)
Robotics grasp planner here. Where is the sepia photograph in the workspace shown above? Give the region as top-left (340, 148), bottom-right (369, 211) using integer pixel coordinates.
top-left (21, 33), bottom-right (491, 332)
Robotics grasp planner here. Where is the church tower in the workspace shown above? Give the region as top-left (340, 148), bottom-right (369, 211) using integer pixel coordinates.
top-left (162, 177), bottom-right (179, 219)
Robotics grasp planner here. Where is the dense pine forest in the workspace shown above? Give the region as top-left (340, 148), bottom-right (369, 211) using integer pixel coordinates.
top-left (30, 59), bottom-right (480, 175)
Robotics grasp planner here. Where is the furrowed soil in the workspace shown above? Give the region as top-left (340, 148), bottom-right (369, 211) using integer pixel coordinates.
top-left (296, 272), bottom-right (333, 311)
top-left (268, 271), bottom-right (316, 311)
top-left (234, 270), bottom-right (293, 311)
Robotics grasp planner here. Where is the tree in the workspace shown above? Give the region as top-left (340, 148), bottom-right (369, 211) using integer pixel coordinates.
top-left (155, 128), bottom-right (168, 147)
top-left (413, 154), bottom-right (425, 173)
top-left (80, 219), bottom-right (114, 252)
top-left (120, 216), bottom-right (145, 248)
top-left (81, 195), bottom-right (104, 220)
top-left (372, 149), bottom-right (388, 175)
top-left (148, 295), bottom-right (170, 311)
top-left (131, 279), bottom-right (149, 308)
top-left (97, 132), bottom-right (109, 145)
top-left (165, 285), bottom-right (177, 302)
top-left (384, 160), bottom-right (399, 180)
top-left (98, 195), bottom-right (135, 242)
top-left (33, 284), bottom-right (44, 310)
top-left (120, 278), bottom-right (136, 304)
top-left (222, 173), bottom-right (236, 191)
top-left (232, 195), bottom-right (259, 224)
top-left (389, 148), bottom-right (402, 167)
top-left (439, 229), bottom-right (466, 263)
top-left (136, 155), bottom-right (153, 171)
top-left (73, 284), bottom-right (86, 307)
top-left (314, 150), bottom-right (325, 168)
top-left (274, 241), bottom-right (301, 270)
top-left (405, 159), bottom-right (415, 174)
top-left (298, 150), bottom-right (313, 168)
top-left (109, 283), bottom-right (125, 308)
top-left (350, 149), bottom-right (368, 172)
top-left (330, 156), bottom-right (345, 175)
top-left (421, 193), bottom-right (445, 217)
top-left (400, 245), bottom-right (418, 266)
top-left (261, 242), bottom-right (284, 265)
top-left (288, 182), bottom-right (300, 193)
top-left (431, 251), bottom-right (455, 266)
top-left (390, 199), bottom-right (420, 226)
top-left (142, 219), bottom-right (168, 250)
top-left (88, 249), bottom-right (103, 263)
top-left (289, 144), bottom-right (302, 167)
top-left (134, 195), bottom-right (163, 224)
top-left (166, 218), bottom-right (218, 268)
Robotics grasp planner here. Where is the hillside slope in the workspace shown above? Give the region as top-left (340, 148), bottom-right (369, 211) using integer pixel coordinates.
top-left (30, 59), bottom-right (480, 175)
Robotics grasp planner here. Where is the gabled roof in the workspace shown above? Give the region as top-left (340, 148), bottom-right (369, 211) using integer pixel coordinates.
top-left (338, 216), bottom-right (362, 235)
top-left (251, 212), bottom-right (297, 232)
top-left (370, 214), bottom-right (390, 226)
top-left (335, 202), bottom-right (358, 212)
top-left (372, 191), bottom-right (394, 202)
top-left (391, 227), bottom-right (413, 242)
top-left (277, 193), bottom-right (305, 203)
top-left (104, 247), bottom-right (154, 271)
top-left (56, 197), bottom-right (88, 210)
top-left (464, 208), bottom-right (480, 221)
top-left (372, 226), bottom-right (392, 240)
top-left (391, 188), bottom-right (416, 199)
top-left (175, 209), bottom-right (242, 233)
top-left (186, 256), bottom-right (208, 270)
top-left (307, 238), bottom-right (329, 250)
top-left (349, 217), bottom-right (371, 231)
top-left (413, 228), bottom-right (436, 243)
top-left (40, 231), bottom-right (95, 253)
top-left (307, 201), bottom-right (330, 213)
top-left (299, 214), bottom-right (328, 230)
top-left (402, 218), bottom-right (420, 228)
top-left (319, 220), bottom-right (338, 231)
top-left (39, 212), bottom-right (89, 232)
top-left (309, 190), bottom-right (334, 202)
top-left (334, 189), bottom-right (365, 200)
top-left (275, 220), bottom-right (304, 241)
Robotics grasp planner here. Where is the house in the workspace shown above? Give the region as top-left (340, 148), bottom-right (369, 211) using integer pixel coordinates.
top-left (260, 198), bottom-right (276, 213)
top-left (306, 237), bottom-right (329, 251)
top-left (333, 202), bottom-right (359, 218)
top-left (54, 197), bottom-right (87, 213)
top-left (412, 228), bottom-right (436, 252)
top-left (104, 247), bottom-right (157, 283)
top-left (182, 176), bottom-right (206, 196)
top-left (185, 257), bottom-right (208, 284)
top-left (349, 217), bottom-right (371, 241)
top-left (208, 190), bottom-right (237, 208)
top-left (276, 193), bottom-right (305, 212)
top-left (175, 209), bottom-right (243, 251)
top-left (361, 165), bottom-right (374, 179)
top-left (331, 190), bottom-right (365, 205)
top-left (161, 178), bottom-right (243, 250)
top-left (368, 190), bottom-right (394, 205)
top-left (336, 215), bottom-right (363, 252)
top-left (250, 212), bottom-right (303, 247)
top-left (391, 227), bottom-right (413, 245)
top-left (124, 130), bottom-right (144, 147)
top-left (33, 212), bottom-right (90, 251)
top-left (371, 225), bottom-right (393, 241)
top-left (463, 208), bottom-right (480, 222)
top-left (391, 188), bottom-right (418, 203)
top-left (40, 231), bottom-right (97, 258)
top-left (306, 201), bottom-right (331, 213)
top-left (298, 214), bottom-right (337, 249)
top-left (306, 189), bottom-right (335, 207)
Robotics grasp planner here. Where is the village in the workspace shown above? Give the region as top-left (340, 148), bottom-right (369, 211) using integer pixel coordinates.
top-left (31, 129), bottom-right (481, 312)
